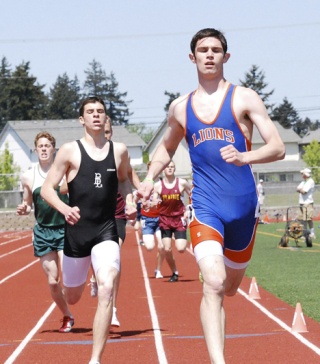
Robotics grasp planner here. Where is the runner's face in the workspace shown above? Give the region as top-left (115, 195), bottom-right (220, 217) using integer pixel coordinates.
top-left (189, 37), bottom-right (229, 77)
top-left (80, 102), bottom-right (106, 130)
top-left (164, 163), bottom-right (175, 177)
top-left (35, 138), bottom-right (55, 162)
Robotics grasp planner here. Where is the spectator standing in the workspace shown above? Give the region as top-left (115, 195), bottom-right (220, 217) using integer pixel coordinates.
top-left (257, 179), bottom-right (265, 206)
top-left (297, 168), bottom-right (316, 239)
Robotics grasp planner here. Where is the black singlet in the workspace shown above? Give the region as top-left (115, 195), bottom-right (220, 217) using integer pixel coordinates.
top-left (64, 139), bottom-right (119, 257)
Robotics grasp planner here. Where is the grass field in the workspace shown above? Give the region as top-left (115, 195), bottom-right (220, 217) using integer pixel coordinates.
top-left (264, 191), bottom-right (320, 207)
top-left (246, 222), bottom-right (320, 322)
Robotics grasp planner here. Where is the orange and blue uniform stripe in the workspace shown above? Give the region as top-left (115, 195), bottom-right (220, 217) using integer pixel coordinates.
top-left (185, 84), bottom-right (259, 265)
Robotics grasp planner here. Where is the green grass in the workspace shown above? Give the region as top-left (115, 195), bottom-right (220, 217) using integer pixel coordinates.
top-left (246, 222), bottom-right (320, 322)
top-left (263, 190), bottom-right (320, 208)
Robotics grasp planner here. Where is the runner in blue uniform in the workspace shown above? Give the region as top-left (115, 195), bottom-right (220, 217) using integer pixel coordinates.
top-left (138, 28), bottom-right (285, 363)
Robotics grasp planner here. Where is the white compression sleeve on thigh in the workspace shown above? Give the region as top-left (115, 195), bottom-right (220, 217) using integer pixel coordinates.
top-left (193, 240), bottom-right (223, 263)
top-left (63, 254), bottom-right (91, 287)
top-left (91, 241), bottom-right (120, 275)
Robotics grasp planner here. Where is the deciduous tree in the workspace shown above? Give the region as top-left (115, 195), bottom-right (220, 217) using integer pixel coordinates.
top-left (302, 140), bottom-right (320, 184)
top-left (0, 143), bottom-right (20, 191)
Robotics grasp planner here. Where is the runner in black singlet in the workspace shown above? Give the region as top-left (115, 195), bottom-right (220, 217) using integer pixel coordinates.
top-left (41, 97), bottom-right (136, 364)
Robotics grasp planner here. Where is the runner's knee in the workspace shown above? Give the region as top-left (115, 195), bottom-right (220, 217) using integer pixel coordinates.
top-left (65, 287), bottom-right (83, 305)
top-left (203, 275), bottom-right (225, 297)
top-left (143, 235), bottom-right (155, 250)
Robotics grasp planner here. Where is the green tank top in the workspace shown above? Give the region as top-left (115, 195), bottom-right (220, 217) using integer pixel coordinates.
top-left (32, 164), bottom-right (68, 227)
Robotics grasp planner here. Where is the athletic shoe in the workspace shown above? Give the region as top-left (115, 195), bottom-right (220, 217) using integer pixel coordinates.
top-left (111, 308), bottom-right (120, 327)
top-left (155, 270), bottom-right (163, 279)
top-left (168, 273), bottom-right (179, 282)
top-left (90, 277), bottom-right (98, 297)
top-left (59, 316), bottom-right (74, 333)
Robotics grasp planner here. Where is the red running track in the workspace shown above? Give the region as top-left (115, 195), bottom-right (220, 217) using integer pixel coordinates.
top-left (1, 227), bottom-right (320, 363)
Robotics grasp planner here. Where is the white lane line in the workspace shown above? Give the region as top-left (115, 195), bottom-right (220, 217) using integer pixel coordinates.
top-left (237, 289), bottom-right (320, 356)
top-left (0, 234), bottom-right (30, 246)
top-left (4, 302), bottom-right (56, 364)
top-left (0, 244), bottom-right (33, 259)
top-left (137, 244), bottom-right (168, 364)
top-left (0, 259), bottom-right (39, 284)
top-left (185, 245), bottom-right (320, 355)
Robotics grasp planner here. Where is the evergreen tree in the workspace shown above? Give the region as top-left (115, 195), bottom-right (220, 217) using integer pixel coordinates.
top-left (105, 71), bottom-right (132, 125)
top-left (83, 59), bottom-right (108, 98)
top-left (271, 97), bottom-right (303, 135)
top-left (6, 61), bottom-right (48, 121)
top-left (83, 60), bottom-right (132, 125)
top-left (0, 57), bottom-right (12, 130)
top-left (307, 117), bottom-right (320, 131)
top-left (164, 91), bottom-right (180, 113)
top-left (47, 73), bottom-right (81, 119)
top-left (239, 65), bottom-right (274, 111)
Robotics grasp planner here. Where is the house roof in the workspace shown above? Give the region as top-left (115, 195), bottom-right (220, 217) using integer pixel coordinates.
top-left (146, 120), bottom-right (301, 151)
top-left (252, 159), bottom-right (307, 173)
top-left (252, 121), bottom-right (301, 143)
top-left (299, 129), bottom-right (320, 144)
top-left (145, 119), bottom-right (166, 151)
top-left (3, 119), bottom-right (145, 149)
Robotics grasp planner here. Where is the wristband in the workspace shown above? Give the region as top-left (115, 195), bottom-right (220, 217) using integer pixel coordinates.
top-left (126, 201), bottom-right (136, 206)
top-left (144, 177), bottom-right (155, 184)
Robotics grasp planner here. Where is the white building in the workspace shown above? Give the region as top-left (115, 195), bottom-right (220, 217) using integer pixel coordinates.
top-left (0, 119), bottom-right (146, 174)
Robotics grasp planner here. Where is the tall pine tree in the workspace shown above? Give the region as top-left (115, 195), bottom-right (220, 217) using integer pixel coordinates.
top-left (0, 57), bottom-right (12, 130)
top-left (83, 59), bottom-right (108, 98)
top-left (83, 60), bottom-right (132, 125)
top-left (271, 97), bottom-right (302, 135)
top-left (239, 65), bottom-right (274, 111)
top-left (47, 73), bottom-right (81, 119)
top-left (6, 61), bottom-right (48, 121)
top-left (164, 91), bottom-right (180, 113)
top-left (105, 72), bottom-right (132, 125)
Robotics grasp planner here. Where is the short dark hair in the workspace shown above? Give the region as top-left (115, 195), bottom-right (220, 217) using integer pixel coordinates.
top-left (190, 28), bottom-right (228, 55)
top-left (79, 96), bottom-right (107, 117)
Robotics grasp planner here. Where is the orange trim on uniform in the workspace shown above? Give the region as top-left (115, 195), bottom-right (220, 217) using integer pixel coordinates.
top-left (224, 218), bottom-right (259, 263)
top-left (230, 86), bottom-right (252, 151)
top-left (189, 218), bottom-right (223, 249)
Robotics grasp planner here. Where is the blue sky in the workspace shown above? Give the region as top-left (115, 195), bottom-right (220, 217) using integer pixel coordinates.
top-left (1, 0), bottom-right (319, 129)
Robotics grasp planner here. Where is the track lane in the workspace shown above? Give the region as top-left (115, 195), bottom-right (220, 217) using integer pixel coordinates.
top-left (1, 227), bottom-right (320, 363)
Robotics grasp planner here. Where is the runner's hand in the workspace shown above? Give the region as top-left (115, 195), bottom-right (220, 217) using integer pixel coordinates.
top-left (65, 206), bottom-right (81, 225)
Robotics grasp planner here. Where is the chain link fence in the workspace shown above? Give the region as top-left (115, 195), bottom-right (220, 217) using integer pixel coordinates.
top-left (0, 183), bottom-right (319, 231)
